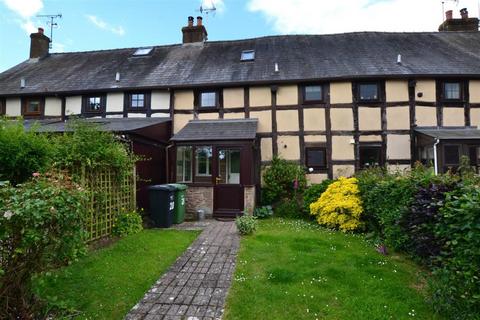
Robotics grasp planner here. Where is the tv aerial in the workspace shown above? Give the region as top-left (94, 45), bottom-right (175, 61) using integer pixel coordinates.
top-left (36, 13), bottom-right (62, 48)
top-left (197, 1), bottom-right (217, 16)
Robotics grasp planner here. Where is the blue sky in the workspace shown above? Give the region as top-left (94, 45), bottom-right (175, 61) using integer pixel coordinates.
top-left (1, 0), bottom-right (479, 72)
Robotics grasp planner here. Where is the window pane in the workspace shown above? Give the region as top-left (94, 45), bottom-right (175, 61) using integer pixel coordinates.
top-left (359, 84), bottom-right (378, 101)
top-left (241, 50), bottom-right (255, 61)
top-left (200, 92), bottom-right (216, 107)
top-left (27, 100), bottom-right (40, 113)
top-left (176, 147), bottom-right (192, 182)
top-left (444, 145), bottom-right (460, 165)
top-left (360, 146), bottom-right (382, 168)
top-left (304, 85), bottom-right (322, 101)
top-left (131, 94), bottom-right (145, 108)
top-left (306, 148), bottom-right (326, 168)
top-left (444, 82), bottom-right (460, 100)
top-left (195, 146), bottom-right (212, 176)
top-left (88, 97), bottom-right (101, 111)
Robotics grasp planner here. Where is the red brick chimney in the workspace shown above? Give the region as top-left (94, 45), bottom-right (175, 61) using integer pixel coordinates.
top-left (30, 27), bottom-right (50, 59)
top-left (439, 8), bottom-right (479, 31)
top-left (182, 16), bottom-right (208, 44)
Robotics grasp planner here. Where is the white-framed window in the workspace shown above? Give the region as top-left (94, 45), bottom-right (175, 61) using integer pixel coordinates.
top-left (195, 146), bottom-right (212, 176)
top-left (200, 92), bottom-right (217, 108)
top-left (176, 146), bottom-right (192, 182)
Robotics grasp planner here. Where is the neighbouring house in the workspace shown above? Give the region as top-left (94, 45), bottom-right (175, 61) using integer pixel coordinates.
top-left (2, 11), bottom-right (480, 218)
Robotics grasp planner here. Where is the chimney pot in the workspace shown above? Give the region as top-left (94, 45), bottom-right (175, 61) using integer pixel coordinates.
top-left (460, 8), bottom-right (469, 19)
top-left (38, 27), bottom-right (44, 34)
top-left (446, 10), bottom-right (453, 20)
top-left (197, 16), bottom-right (203, 26)
top-left (188, 16), bottom-right (194, 27)
top-left (182, 16), bottom-right (207, 44)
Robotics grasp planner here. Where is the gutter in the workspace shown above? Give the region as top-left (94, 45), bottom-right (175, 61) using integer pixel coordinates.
top-left (433, 138), bottom-right (440, 175)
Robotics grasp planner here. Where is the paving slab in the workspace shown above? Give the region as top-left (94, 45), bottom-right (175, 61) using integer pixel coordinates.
top-left (126, 220), bottom-right (239, 320)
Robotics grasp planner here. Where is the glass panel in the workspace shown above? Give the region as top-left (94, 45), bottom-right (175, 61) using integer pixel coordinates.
top-left (133, 47), bottom-right (153, 56)
top-left (195, 146), bottom-right (212, 176)
top-left (218, 149), bottom-right (241, 184)
top-left (240, 50), bottom-right (255, 61)
top-left (304, 86), bottom-right (322, 101)
top-left (444, 82), bottom-right (461, 100)
top-left (360, 146), bottom-right (382, 168)
top-left (359, 84), bottom-right (378, 101)
top-left (131, 94), bottom-right (145, 108)
top-left (200, 92), bottom-right (216, 108)
top-left (176, 146), bottom-right (192, 182)
top-left (88, 97), bottom-right (101, 111)
top-left (444, 145), bottom-right (460, 165)
top-left (27, 100), bottom-right (40, 113)
top-left (306, 148), bottom-right (326, 168)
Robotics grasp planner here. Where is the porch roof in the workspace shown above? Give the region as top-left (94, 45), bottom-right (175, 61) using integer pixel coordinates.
top-left (415, 128), bottom-right (480, 140)
top-left (171, 119), bottom-right (258, 142)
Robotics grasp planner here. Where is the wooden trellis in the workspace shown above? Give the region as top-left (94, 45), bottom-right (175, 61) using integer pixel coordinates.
top-left (71, 165), bottom-right (136, 242)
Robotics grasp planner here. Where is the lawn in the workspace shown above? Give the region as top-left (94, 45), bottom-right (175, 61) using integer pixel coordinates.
top-left (34, 229), bottom-right (199, 319)
top-left (224, 219), bottom-right (441, 320)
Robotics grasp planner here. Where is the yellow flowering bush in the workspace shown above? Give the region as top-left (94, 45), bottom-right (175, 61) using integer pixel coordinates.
top-left (310, 177), bottom-right (363, 232)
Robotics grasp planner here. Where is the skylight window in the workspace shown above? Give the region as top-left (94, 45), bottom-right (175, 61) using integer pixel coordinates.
top-left (240, 50), bottom-right (255, 61)
top-left (133, 47), bottom-right (153, 56)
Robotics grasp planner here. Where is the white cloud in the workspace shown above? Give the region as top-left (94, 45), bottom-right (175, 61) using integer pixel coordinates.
top-left (86, 15), bottom-right (125, 36)
top-left (247, 0), bottom-right (480, 34)
top-left (1, 0), bottom-right (43, 34)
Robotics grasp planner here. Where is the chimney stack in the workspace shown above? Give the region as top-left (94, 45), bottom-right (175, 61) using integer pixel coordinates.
top-left (439, 8), bottom-right (479, 31)
top-left (30, 27), bottom-right (50, 59)
top-left (182, 16), bottom-right (208, 44)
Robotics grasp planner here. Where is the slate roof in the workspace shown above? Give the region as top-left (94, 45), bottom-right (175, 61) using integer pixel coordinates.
top-left (415, 128), bottom-right (480, 140)
top-left (2, 32), bottom-right (480, 96)
top-left (171, 119), bottom-right (258, 141)
top-left (23, 117), bottom-right (170, 133)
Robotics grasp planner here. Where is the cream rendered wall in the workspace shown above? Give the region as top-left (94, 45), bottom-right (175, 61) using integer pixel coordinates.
top-left (127, 113), bottom-right (147, 118)
top-left (443, 108), bottom-right (465, 126)
top-left (44, 97), bottom-right (62, 116)
top-left (415, 80), bottom-right (436, 102)
top-left (174, 90), bottom-right (194, 110)
top-left (330, 82), bottom-right (352, 104)
top-left (332, 136), bottom-right (354, 160)
top-left (304, 135), bottom-right (327, 142)
top-left (65, 96), bottom-right (82, 115)
top-left (387, 135), bottom-right (410, 159)
top-left (330, 109), bottom-right (354, 130)
top-left (106, 93), bottom-right (123, 112)
top-left (198, 113), bottom-right (219, 120)
top-left (359, 135), bottom-right (381, 142)
top-left (469, 80), bottom-right (480, 103)
top-left (387, 106), bottom-right (410, 130)
top-left (276, 110), bottom-right (299, 131)
top-left (223, 112), bottom-right (245, 119)
top-left (151, 112), bottom-right (170, 118)
top-left (5, 98), bottom-right (21, 117)
top-left (303, 108), bottom-right (326, 131)
top-left (333, 165), bottom-right (355, 178)
top-left (151, 90), bottom-right (170, 110)
top-left (307, 173), bottom-right (329, 185)
top-left (250, 111), bottom-right (272, 133)
top-left (415, 107), bottom-right (437, 126)
top-left (358, 107), bottom-right (381, 131)
top-left (223, 88), bottom-right (244, 108)
top-left (386, 80), bottom-right (409, 102)
top-left (277, 136), bottom-right (300, 160)
top-left (277, 85), bottom-right (298, 106)
top-left (249, 87), bottom-right (271, 107)
top-left (260, 138), bottom-right (273, 161)
top-left (174, 114), bottom-right (193, 134)
top-left (471, 108), bottom-right (480, 127)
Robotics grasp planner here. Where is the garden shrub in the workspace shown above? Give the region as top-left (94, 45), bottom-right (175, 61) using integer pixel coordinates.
top-left (429, 184), bottom-right (480, 318)
top-left (253, 205), bottom-right (273, 219)
top-left (274, 200), bottom-right (302, 218)
top-left (0, 119), bottom-right (53, 185)
top-left (235, 215), bottom-right (258, 235)
top-left (0, 171), bottom-right (87, 318)
top-left (261, 156), bottom-right (306, 205)
top-left (310, 177), bottom-right (363, 232)
top-left (303, 179), bottom-right (333, 215)
top-left (112, 211), bottom-right (143, 237)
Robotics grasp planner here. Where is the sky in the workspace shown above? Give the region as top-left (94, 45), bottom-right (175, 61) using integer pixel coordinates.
top-left (1, 0), bottom-right (479, 72)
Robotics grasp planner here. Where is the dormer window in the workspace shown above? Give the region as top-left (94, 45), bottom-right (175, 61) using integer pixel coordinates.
top-left (133, 47), bottom-right (153, 56)
top-left (240, 50), bottom-right (255, 61)
top-left (303, 85), bottom-right (324, 103)
top-left (357, 83), bottom-right (380, 102)
top-left (82, 94), bottom-right (106, 114)
top-left (126, 92), bottom-right (150, 111)
top-left (199, 91), bottom-right (217, 108)
top-left (443, 81), bottom-right (462, 100)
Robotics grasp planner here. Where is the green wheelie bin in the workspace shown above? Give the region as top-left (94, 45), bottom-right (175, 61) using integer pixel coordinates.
top-left (168, 184), bottom-right (188, 224)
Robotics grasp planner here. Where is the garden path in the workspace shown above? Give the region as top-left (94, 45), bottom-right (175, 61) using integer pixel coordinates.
top-left (125, 220), bottom-right (239, 320)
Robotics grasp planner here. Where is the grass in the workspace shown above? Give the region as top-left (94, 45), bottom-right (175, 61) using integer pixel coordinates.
top-left (224, 218), bottom-right (441, 320)
top-left (34, 229), bottom-right (199, 319)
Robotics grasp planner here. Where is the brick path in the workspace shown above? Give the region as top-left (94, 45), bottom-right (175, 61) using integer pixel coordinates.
top-left (126, 220), bottom-right (239, 320)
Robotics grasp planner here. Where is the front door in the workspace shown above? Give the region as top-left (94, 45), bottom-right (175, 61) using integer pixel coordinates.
top-left (213, 148), bottom-right (244, 218)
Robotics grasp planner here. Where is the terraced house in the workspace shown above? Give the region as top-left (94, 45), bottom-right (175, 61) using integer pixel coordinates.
top-left (2, 12), bottom-right (480, 218)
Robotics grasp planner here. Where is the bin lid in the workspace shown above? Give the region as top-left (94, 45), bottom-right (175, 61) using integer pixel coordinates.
top-left (168, 183), bottom-right (188, 190)
top-left (148, 184), bottom-right (176, 191)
